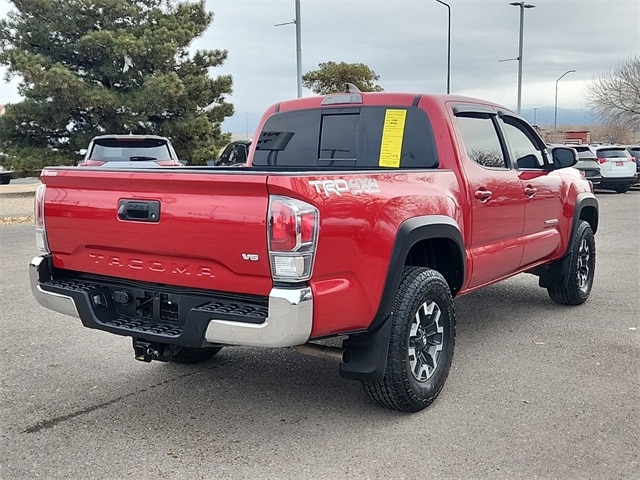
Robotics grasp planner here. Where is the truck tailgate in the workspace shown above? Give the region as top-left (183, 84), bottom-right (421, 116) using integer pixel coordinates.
top-left (41, 168), bottom-right (273, 296)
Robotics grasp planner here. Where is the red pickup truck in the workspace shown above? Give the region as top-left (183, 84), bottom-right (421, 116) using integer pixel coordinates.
top-left (30, 91), bottom-right (598, 412)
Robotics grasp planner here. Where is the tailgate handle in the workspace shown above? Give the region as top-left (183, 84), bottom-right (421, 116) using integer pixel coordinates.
top-left (118, 200), bottom-right (160, 222)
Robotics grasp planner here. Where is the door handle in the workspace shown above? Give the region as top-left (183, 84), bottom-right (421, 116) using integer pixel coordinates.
top-left (474, 189), bottom-right (492, 202)
top-left (524, 186), bottom-right (538, 197)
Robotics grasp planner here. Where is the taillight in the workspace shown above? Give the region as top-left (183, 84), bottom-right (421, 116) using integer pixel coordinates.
top-left (34, 184), bottom-right (50, 254)
top-left (268, 196), bottom-right (319, 282)
top-left (155, 160), bottom-right (182, 166)
top-left (631, 157), bottom-right (637, 163)
top-left (78, 159), bottom-right (105, 167)
top-left (597, 157), bottom-right (607, 164)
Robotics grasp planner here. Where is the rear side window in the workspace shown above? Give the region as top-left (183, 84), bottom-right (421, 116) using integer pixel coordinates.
top-left (595, 148), bottom-right (630, 158)
top-left (90, 138), bottom-right (172, 162)
top-left (575, 148), bottom-right (596, 159)
top-left (252, 106), bottom-right (438, 169)
top-left (456, 116), bottom-right (508, 169)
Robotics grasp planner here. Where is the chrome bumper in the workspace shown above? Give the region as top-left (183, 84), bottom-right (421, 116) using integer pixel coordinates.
top-left (30, 255), bottom-right (313, 348)
top-left (204, 287), bottom-right (313, 347)
top-left (30, 256), bottom-right (80, 318)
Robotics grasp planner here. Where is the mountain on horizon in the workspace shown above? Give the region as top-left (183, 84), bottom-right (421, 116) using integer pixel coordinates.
top-left (520, 107), bottom-right (600, 128)
top-left (223, 106), bottom-right (602, 139)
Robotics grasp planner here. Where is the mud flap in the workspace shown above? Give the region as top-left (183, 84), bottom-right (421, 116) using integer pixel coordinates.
top-left (339, 316), bottom-right (393, 382)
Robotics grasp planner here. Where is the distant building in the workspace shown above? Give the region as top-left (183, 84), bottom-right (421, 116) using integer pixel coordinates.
top-left (563, 130), bottom-right (591, 144)
top-left (0, 104), bottom-right (5, 116)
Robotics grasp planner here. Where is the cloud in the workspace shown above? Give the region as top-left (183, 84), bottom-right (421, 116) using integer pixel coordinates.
top-left (1, 0), bottom-right (638, 134)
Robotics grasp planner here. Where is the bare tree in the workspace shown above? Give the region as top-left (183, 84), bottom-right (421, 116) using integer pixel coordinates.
top-left (587, 56), bottom-right (640, 133)
top-left (590, 124), bottom-right (635, 144)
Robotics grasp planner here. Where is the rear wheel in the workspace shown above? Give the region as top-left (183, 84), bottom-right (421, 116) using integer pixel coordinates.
top-left (548, 221), bottom-right (595, 305)
top-left (613, 184), bottom-right (630, 193)
top-left (362, 267), bottom-right (455, 412)
top-left (170, 346), bottom-right (222, 364)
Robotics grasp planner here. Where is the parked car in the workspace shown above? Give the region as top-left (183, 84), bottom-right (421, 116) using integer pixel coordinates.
top-left (626, 145), bottom-right (640, 183)
top-left (77, 135), bottom-right (184, 168)
top-left (214, 139), bottom-right (251, 166)
top-left (0, 165), bottom-right (14, 185)
top-left (550, 144), bottom-right (601, 186)
top-left (587, 145), bottom-right (636, 193)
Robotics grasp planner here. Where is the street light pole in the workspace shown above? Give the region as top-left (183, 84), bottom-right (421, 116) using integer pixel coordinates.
top-left (294, 0), bottom-right (302, 98)
top-left (554, 69), bottom-right (576, 132)
top-left (509, 2), bottom-right (535, 114)
top-left (275, 0), bottom-right (302, 98)
top-left (434, 0), bottom-right (451, 94)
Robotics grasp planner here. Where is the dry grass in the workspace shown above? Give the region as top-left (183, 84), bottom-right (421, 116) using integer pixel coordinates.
top-left (0, 215), bottom-right (33, 225)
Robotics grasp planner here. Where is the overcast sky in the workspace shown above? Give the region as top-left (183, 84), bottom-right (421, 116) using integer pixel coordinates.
top-left (0, 0), bottom-right (638, 134)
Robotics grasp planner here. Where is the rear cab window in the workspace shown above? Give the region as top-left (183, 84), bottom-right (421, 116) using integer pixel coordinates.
top-left (252, 106), bottom-right (438, 169)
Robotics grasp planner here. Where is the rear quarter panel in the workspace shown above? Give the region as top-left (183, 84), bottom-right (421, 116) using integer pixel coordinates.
top-left (267, 170), bottom-right (462, 337)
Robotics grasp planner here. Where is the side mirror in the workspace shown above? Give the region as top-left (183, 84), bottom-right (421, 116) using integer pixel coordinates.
top-left (550, 146), bottom-right (578, 169)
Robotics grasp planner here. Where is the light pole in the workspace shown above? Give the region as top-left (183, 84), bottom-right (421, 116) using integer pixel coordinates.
top-left (434, 0), bottom-right (451, 94)
top-left (554, 69), bottom-right (576, 132)
top-left (533, 107), bottom-right (538, 125)
top-left (275, 0), bottom-right (302, 98)
top-left (509, 2), bottom-right (535, 114)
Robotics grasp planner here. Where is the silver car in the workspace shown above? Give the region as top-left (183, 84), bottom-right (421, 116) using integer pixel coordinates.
top-left (0, 165), bottom-right (14, 185)
top-left (549, 144), bottom-right (601, 186)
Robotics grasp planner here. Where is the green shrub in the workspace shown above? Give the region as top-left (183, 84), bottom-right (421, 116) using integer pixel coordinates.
top-left (0, 147), bottom-right (73, 178)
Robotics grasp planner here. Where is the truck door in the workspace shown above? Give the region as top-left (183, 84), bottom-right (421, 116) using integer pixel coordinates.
top-left (498, 115), bottom-right (563, 268)
top-left (454, 109), bottom-right (525, 288)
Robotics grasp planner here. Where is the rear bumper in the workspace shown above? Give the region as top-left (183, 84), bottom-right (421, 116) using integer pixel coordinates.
top-left (583, 170), bottom-right (602, 186)
top-left (30, 255), bottom-right (312, 348)
top-left (599, 175), bottom-right (637, 186)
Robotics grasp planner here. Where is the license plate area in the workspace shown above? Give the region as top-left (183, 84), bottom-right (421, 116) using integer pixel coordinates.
top-left (616, 161), bottom-right (624, 166)
top-left (135, 291), bottom-right (179, 322)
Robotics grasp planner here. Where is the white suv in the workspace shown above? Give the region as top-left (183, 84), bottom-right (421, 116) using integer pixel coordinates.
top-left (587, 145), bottom-right (637, 193)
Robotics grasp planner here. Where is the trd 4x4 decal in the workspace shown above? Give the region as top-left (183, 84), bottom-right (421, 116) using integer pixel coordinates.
top-left (309, 178), bottom-right (381, 197)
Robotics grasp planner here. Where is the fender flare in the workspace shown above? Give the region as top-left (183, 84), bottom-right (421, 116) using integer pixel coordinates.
top-left (570, 192), bottom-right (599, 240)
top-left (340, 215), bottom-right (465, 382)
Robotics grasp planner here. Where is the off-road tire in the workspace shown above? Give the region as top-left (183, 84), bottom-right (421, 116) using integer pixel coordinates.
top-left (547, 220), bottom-right (595, 305)
top-left (362, 267), bottom-right (455, 412)
top-left (171, 346), bottom-right (222, 364)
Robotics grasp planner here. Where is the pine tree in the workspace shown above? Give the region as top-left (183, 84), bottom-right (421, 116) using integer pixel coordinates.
top-left (302, 61), bottom-right (384, 95)
top-left (0, 0), bottom-right (233, 170)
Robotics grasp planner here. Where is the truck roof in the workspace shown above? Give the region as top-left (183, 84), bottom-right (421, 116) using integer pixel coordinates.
top-left (272, 91), bottom-right (511, 113)
top-left (90, 134), bottom-right (171, 141)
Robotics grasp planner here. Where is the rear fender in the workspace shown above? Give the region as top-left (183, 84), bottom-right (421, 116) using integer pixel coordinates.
top-left (340, 216), bottom-right (464, 382)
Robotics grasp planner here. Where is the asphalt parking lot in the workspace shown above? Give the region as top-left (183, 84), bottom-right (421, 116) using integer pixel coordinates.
top-left (0, 187), bottom-right (638, 479)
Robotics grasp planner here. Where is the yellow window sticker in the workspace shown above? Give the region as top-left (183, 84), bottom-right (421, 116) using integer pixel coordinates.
top-left (379, 109), bottom-right (407, 168)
